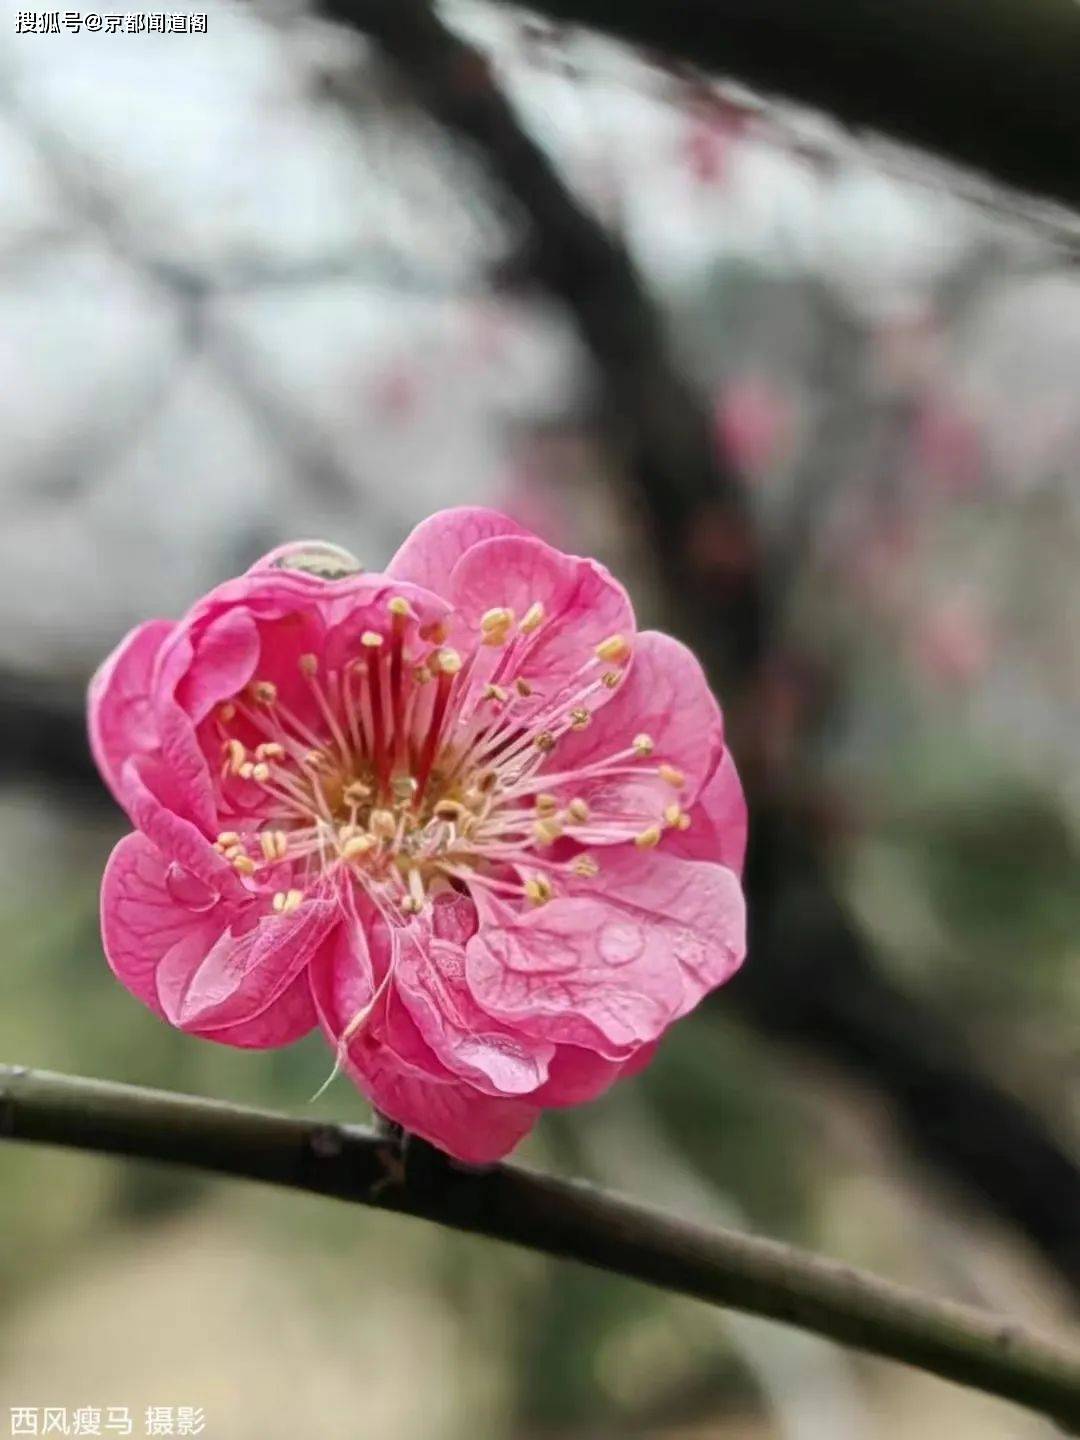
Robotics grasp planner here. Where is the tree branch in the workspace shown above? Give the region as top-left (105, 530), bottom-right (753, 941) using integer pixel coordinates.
top-left (2, 1065), bottom-right (1079, 1426)
top-left (478, 0), bottom-right (1080, 218)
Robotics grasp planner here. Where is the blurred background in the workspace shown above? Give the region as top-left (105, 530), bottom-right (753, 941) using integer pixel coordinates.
top-left (1, 2), bottom-right (1079, 1436)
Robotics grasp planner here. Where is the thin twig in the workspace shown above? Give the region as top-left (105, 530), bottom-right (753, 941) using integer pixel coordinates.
top-left (2, 1065), bottom-right (1079, 1427)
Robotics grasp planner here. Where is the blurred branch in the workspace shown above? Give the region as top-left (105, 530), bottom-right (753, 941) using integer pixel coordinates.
top-left (3, 1064), bottom-right (1079, 1426)
top-left (475, 0), bottom-right (1080, 218)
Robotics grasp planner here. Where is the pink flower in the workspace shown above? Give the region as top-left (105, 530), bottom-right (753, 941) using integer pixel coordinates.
top-left (90, 509), bottom-right (747, 1162)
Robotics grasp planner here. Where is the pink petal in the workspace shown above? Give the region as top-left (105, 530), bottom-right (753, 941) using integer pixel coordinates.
top-left (174, 607), bottom-right (261, 724)
top-left (394, 926), bottom-right (554, 1095)
top-left (350, 1042), bottom-right (539, 1163)
top-left (664, 749), bottom-right (748, 874)
top-left (101, 832), bottom-right (215, 1018)
top-left (387, 506), bottom-right (530, 594)
top-left (204, 971), bottom-right (318, 1049)
top-left (548, 630), bottom-right (724, 829)
top-left (157, 895), bottom-right (339, 1032)
top-left (309, 923), bottom-right (538, 1163)
top-left (88, 619), bottom-right (174, 806)
top-left (467, 850), bottom-right (746, 1051)
top-left (447, 534), bottom-right (634, 711)
top-left (121, 756), bottom-right (236, 889)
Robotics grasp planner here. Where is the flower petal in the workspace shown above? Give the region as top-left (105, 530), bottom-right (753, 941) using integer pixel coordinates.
top-left (547, 630), bottom-right (723, 832)
top-left (88, 619), bottom-right (174, 806)
top-left (467, 850), bottom-right (745, 1051)
top-left (156, 896), bottom-right (339, 1032)
top-left (387, 506), bottom-right (530, 594)
top-left (394, 925), bottom-right (554, 1096)
top-left (663, 749), bottom-right (748, 875)
top-left (309, 921), bottom-right (538, 1163)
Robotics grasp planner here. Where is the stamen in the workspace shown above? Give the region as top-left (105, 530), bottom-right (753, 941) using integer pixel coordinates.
top-left (218, 702), bottom-right (236, 723)
top-left (341, 834), bottom-right (376, 861)
top-left (633, 733), bottom-right (655, 756)
top-left (370, 809), bottom-right (397, 839)
top-left (567, 798), bottom-right (590, 823)
top-left (524, 874), bottom-right (554, 905)
top-left (659, 764), bottom-right (685, 788)
top-left (515, 678), bottom-right (533, 697)
top-left (520, 602), bottom-right (545, 634)
top-left (533, 817), bottom-right (564, 845)
top-left (534, 731), bottom-right (555, 753)
top-left (569, 707), bottom-right (590, 730)
top-left (251, 680), bottom-right (278, 705)
top-left (223, 739), bottom-right (246, 775)
top-left (480, 607), bottom-right (514, 645)
top-left (299, 653), bottom-right (319, 677)
top-left (272, 888), bottom-right (303, 914)
top-left (601, 671), bottom-right (622, 689)
top-left (255, 742), bottom-right (285, 761)
top-left (572, 854), bottom-right (600, 878)
top-left (232, 853), bottom-right (257, 875)
top-left (634, 825), bottom-right (662, 849)
top-left (535, 793), bottom-right (558, 816)
top-left (596, 634), bottom-right (630, 664)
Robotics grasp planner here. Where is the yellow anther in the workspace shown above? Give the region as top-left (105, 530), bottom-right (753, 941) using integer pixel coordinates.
top-left (239, 761), bottom-right (255, 780)
top-left (419, 619), bottom-right (448, 644)
top-left (480, 606), bottom-right (514, 636)
top-left (255, 742), bottom-right (285, 761)
top-left (520, 602), bottom-right (545, 633)
top-left (218, 702), bottom-right (236, 723)
top-left (601, 670), bottom-right (622, 689)
top-left (524, 874), bottom-right (554, 906)
top-left (343, 780), bottom-right (372, 804)
top-left (361, 631), bottom-right (384, 649)
top-left (222, 843), bottom-right (244, 860)
top-left (298, 653), bottom-right (319, 676)
top-left (569, 707), bottom-right (591, 730)
top-left (535, 793), bottom-right (559, 816)
top-left (259, 831), bottom-right (282, 862)
top-left (251, 762), bottom-right (270, 783)
top-left (483, 683), bottom-right (509, 703)
top-left (223, 739), bottom-right (246, 774)
top-left (437, 648), bottom-right (462, 675)
top-left (341, 834), bottom-right (376, 861)
top-left (533, 817), bottom-right (564, 845)
top-left (251, 680), bottom-right (278, 704)
top-left (413, 664), bottom-right (434, 686)
top-left (664, 803), bottom-right (684, 827)
top-left (634, 825), bottom-right (662, 849)
top-left (393, 775), bottom-right (419, 802)
top-left (659, 763), bottom-right (685, 788)
top-left (567, 798), bottom-right (590, 823)
top-left (215, 830), bottom-right (241, 848)
top-left (515, 677), bottom-right (533, 697)
top-left (302, 748), bottom-right (329, 770)
top-left (338, 822), bottom-right (358, 842)
top-left (676, 813), bottom-right (692, 831)
top-left (232, 853), bottom-right (257, 875)
top-left (572, 854), bottom-right (600, 878)
top-left (388, 595), bottom-right (412, 618)
top-left (433, 799), bottom-right (467, 821)
top-left (596, 634), bottom-right (630, 664)
top-left (272, 888), bottom-right (303, 914)
top-left (370, 809), bottom-right (397, 838)
top-left (633, 733), bottom-right (655, 757)
top-left (534, 730), bottom-right (555, 753)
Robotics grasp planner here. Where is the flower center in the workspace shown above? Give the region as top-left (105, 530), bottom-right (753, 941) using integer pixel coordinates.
top-left (207, 597), bottom-right (688, 922)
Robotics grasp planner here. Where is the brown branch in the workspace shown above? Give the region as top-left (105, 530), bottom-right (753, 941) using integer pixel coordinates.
top-left (3, 1065), bottom-right (1080, 1427)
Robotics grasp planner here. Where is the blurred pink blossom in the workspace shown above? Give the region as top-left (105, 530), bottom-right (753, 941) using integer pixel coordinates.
top-left (713, 374), bottom-right (794, 477)
top-left (90, 509), bottom-right (747, 1161)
